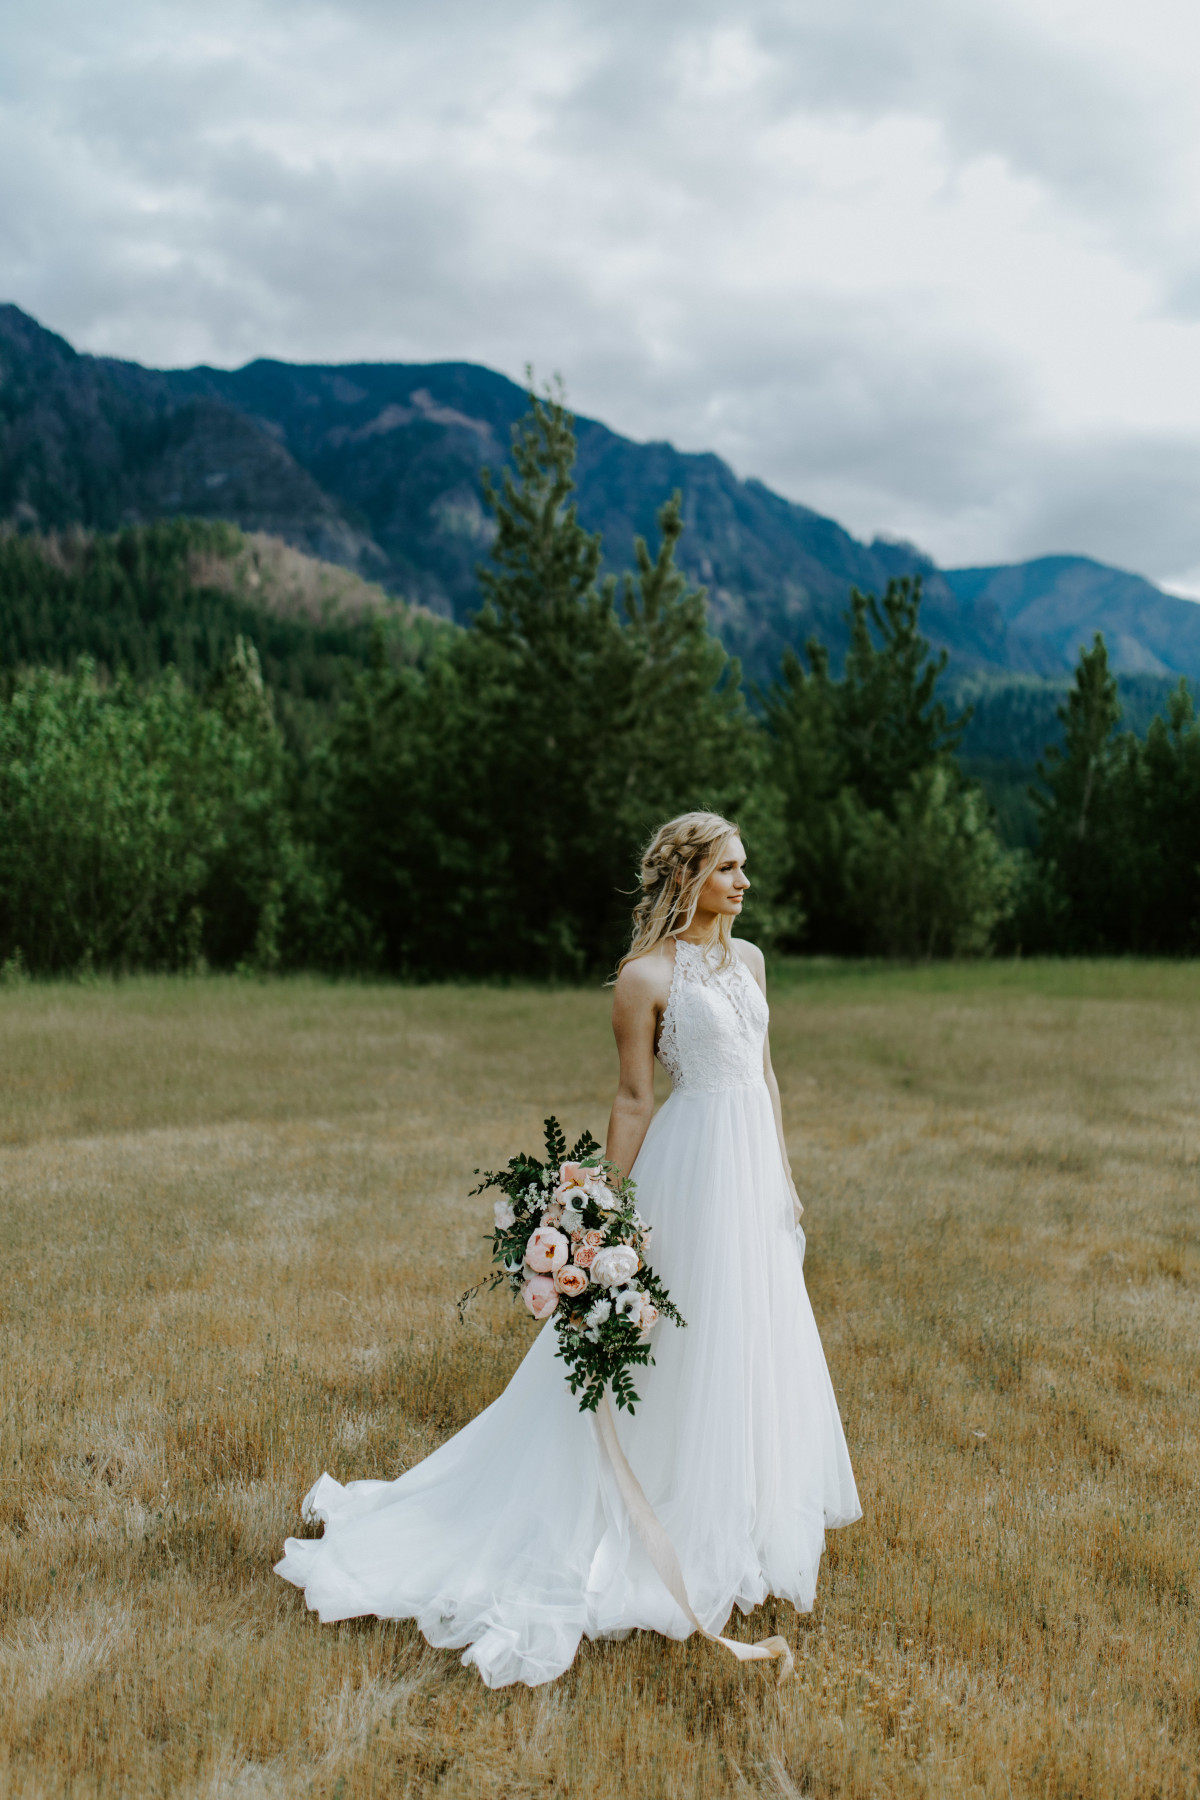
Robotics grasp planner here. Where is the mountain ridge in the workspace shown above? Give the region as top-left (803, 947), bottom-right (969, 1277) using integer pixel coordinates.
top-left (1, 302), bottom-right (1196, 686)
top-left (943, 556), bottom-right (1200, 680)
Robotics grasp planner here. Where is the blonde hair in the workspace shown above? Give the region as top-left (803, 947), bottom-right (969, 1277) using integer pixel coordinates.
top-left (618, 811), bottom-right (742, 974)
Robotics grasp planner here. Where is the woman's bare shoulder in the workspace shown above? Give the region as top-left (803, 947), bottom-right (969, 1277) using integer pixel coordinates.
top-left (613, 944), bottom-right (675, 1004)
top-left (732, 937), bottom-right (766, 972)
top-left (732, 937), bottom-right (767, 994)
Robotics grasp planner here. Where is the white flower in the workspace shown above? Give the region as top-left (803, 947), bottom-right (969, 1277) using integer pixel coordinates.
top-left (585, 1298), bottom-right (612, 1328)
top-left (560, 1199), bottom-right (584, 1233)
top-left (615, 1287), bottom-right (643, 1318)
top-left (494, 1198), bottom-right (516, 1230)
top-left (586, 1177), bottom-right (619, 1212)
top-left (589, 1245), bottom-right (640, 1289)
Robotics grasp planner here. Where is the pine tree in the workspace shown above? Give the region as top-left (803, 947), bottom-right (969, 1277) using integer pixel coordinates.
top-left (620, 496), bottom-right (758, 828)
top-left (765, 575), bottom-right (982, 952)
top-left (762, 641), bottom-right (841, 947)
top-left (477, 379), bottom-right (608, 646)
top-left (1128, 685), bottom-right (1200, 950)
top-left (837, 577), bottom-right (971, 810)
top-left (463, 392), bottom-right (764, 971)
top-left (323, 384), bottom-right (764, 976)
top-left (457, 382), bottom-right (631, 973)
top-left (1034, 634), bottom-right (1122, 847)
top-left (1029, 634), bottom-right (1125, 950)
top-left (1027, 639), bottom-right (1200, 952)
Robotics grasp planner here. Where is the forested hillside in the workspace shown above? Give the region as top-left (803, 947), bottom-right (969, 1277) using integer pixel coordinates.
top-left (953, 670), bottom-right (1179, 846)
top-left (0, 520), bottom-right (445, 750)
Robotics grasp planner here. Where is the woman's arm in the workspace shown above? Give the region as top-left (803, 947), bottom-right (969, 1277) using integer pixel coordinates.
top-left (738, 941), bottom-right (804, 1225)
top-left (605, 953), bottom-right (671, 1177)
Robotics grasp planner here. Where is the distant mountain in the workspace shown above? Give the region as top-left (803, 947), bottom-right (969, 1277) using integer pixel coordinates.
top-left (943, 557), bottom-right (1200, 679)
top-left (2, 302), bottom-right (1199, 687)
top-left (106, 336), bottom-right (1058, 684)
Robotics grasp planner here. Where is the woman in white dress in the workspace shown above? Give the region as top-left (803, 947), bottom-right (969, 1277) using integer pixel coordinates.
top-left (276, 811), bottom-right (861, 1687)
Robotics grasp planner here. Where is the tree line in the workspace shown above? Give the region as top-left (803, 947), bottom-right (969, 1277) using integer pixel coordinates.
top-left (1, 387), bottom-right (1197, 978)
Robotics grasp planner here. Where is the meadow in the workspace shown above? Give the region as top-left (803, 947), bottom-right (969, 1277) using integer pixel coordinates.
top-left (1, 962), bottom-right (1198, 1799)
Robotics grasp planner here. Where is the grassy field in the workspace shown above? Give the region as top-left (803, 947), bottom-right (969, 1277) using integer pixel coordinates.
top-left (1, 962), bottom-right (1199, 1799)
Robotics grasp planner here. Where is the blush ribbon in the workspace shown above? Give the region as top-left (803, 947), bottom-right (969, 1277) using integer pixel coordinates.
top-left (595, 1393), bottom-right (795, 1679)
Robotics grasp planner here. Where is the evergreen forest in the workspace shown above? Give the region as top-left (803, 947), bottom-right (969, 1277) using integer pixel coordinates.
top-left (1, 387), bottom-right (1197, 979)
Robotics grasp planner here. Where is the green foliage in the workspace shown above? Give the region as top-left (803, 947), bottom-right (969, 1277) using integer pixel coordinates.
top-left (0, 648), bottom-right (333, 975)
top-left (0, 663), bottom-right (212, 973)
top-left (839, 766), bottom-right (1015, 959)
top-left (836, 579), bottom-right (970, 807)
top-left (1026, 635), bottom-right (1123, 951)
top-left (1023, 636), bottom-right (1200, 952)
top-left (765, 576), bottom-right (1008, 955)
top-left (1128, 689), bottom-right (1200, 950)
top-left (954, 672), bottom-right (1190, 856)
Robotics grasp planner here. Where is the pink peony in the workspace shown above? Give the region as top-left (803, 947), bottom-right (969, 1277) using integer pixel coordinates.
top-left (525, 1225), bottom-right (569, 1274)
top-left (572, 1244), bottom-right (597, 1269)
top-left (557, 1161), bottom-right (590, 1188)
top-left (554, 1264), bottom-right (589, 1297)
top-left (522, 1274), bottom-right (559, 1319)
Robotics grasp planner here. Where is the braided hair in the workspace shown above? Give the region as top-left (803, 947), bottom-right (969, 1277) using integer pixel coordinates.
top-left (617, 811), bottom-right (741, 974)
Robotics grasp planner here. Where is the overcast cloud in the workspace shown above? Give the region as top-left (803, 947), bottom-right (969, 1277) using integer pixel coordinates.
top-left (5, 0), bottom-right (1200, 586)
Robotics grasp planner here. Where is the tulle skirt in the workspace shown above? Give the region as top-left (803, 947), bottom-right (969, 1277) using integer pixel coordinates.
top-left (275, 1078), bottom-right (861, 1687)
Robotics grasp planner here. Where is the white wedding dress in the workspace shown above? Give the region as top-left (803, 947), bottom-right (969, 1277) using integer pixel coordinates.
top-left (276, 939), bottom-right (861, 1686)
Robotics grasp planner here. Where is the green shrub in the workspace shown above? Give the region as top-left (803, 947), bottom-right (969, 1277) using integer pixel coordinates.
top-left (0, 648), bottom-right (332, 975)
top-left (839, 765), bottom-right (1015, 959)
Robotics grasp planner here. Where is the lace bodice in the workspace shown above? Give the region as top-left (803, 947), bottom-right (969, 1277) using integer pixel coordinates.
top-left (656, 939), bottom-right (769, 1094)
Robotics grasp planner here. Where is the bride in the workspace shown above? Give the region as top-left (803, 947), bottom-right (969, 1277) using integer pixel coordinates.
top-left (276, 811), bottom-right (861, 1687)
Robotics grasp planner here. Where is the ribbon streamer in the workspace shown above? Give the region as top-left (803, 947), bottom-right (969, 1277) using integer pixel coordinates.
top-left (595, 1393), bottom-right (795, 1679)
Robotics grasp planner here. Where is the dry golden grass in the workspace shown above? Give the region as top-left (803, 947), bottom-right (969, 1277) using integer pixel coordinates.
top-left (1, 963), bottom-right (1199, 1798)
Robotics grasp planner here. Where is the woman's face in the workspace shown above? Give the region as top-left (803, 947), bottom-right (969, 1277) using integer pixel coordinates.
top-left (695, 836), bottom-right (750, 918)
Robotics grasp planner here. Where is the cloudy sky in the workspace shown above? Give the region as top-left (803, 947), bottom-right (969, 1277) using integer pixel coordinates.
top-left (6, 0), bottom-right (1200, 587)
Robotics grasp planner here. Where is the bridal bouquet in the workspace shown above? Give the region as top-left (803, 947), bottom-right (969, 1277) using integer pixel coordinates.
top-left (464, 1118), bottom-right (684, 1414)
